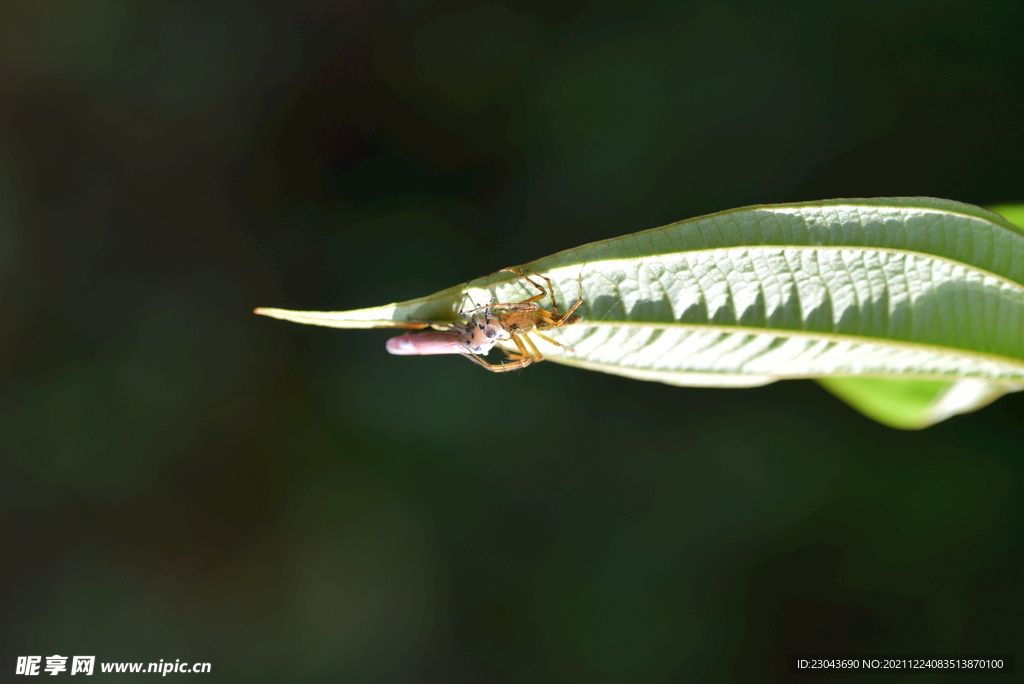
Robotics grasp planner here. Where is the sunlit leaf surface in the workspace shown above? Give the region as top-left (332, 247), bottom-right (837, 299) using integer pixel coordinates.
top-left (257, 198), bottom-right (1024, 427)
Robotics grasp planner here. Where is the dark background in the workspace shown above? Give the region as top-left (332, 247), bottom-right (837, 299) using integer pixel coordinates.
top-left (1, 1), bottom-right (1021, 682)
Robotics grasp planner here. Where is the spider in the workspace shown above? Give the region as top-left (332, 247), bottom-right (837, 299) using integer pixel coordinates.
top-left (386, 268), bottom-right (583, 372)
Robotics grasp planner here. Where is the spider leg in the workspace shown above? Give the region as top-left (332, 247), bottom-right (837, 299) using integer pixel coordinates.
top-left (558, 275), bottom-right (585, 321)
top-left (513, 268), bottom-right (583, 322)
top-left (498, 344), bottom-right (527, 362)
top-left (535, 290), bottom-right (583, 328)
top-left (531, 330), bottom-right (576, 354)
top-left (520, 334), bottom-right (544, 362)
top-left (461, 348), bottom-right (533, 372)
top-left (457, 332), bottom-right (538, 372)
top-left (465, 267), bottom-right (549, 314)
top-left (465, 298), bottom-right (539, 314)
top-left (497, 267), bottom-right (549, 307)
top-left (532, 307), bottom-right (561, 327)
top-left (552, 274), bottom-right (585, 323)
top-left (523, 270), bottom-right (558, 316)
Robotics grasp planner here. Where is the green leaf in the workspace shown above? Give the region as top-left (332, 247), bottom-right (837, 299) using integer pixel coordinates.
top-left (257, 198), bottom-right (1024, 427)
top-left (988, 203), bottom-right (1024, 232)
top-left (812, 203), bottom-right (1024, 428)
top-left (817, 377), bottom-right (1010, 430)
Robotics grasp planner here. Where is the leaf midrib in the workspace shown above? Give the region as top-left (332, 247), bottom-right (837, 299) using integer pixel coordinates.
top-left (549, 354), bottom-right (1024, 386)
top-left (544, 321), bottom-right (1024, 372)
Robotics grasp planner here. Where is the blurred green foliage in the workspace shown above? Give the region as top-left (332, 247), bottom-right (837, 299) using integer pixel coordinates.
top-left (1, 0), bottom-right (1022, 682)
top-left (990, 203), bottom-right (1024, 229)
top-left (819, 377), bottom-right (953, 430)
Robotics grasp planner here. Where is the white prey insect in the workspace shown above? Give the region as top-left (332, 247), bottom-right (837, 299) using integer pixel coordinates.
top-left (385, 306), bottom-right (510, 359)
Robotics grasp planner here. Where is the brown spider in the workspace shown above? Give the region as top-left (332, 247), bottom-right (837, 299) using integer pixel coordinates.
top-left (385, 267), bottom-right (583, 372)
top-left (467, 268), bottom-right (583, 371)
